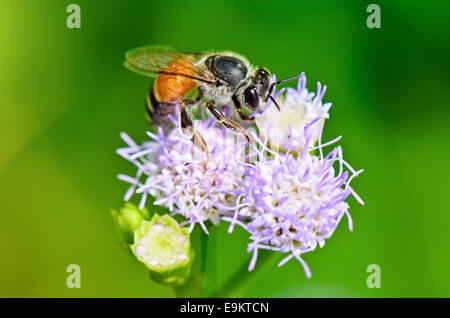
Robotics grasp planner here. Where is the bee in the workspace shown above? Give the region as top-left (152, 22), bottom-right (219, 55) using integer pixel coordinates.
top-left (124, 45), bottom-right (302, 152)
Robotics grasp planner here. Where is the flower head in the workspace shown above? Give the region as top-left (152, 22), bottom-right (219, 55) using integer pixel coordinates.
top-left (255, 74), bottom-right (331, 152)
top-left (117, 111), bottom-right (247, 233)
top-left (224, 77), bottom-right (364, 278)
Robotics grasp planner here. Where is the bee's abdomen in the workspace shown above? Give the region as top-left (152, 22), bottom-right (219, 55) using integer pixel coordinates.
top-left (157, 59), bottom-right (197, 103)
top-left (146, 81), bottom-right (176, 127)
top-left (146, 63), bottom-right (197, 127)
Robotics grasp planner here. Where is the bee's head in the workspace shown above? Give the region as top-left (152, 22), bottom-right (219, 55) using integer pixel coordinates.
top-left (243, 68), bottom-right (273, 113)
top-left (244, 70), bottom-right (305, 113)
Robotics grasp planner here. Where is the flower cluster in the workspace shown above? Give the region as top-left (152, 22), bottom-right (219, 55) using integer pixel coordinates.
top-left (117, 74), bottom-right (363, 278)
top-left (224, 128), bottom-right (363, 277)
top-left (117, 111), bottom-right (247, 234)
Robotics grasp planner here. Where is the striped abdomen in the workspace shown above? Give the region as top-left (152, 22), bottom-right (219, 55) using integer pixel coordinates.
top-left (146, 59), bottom-right (197, 127)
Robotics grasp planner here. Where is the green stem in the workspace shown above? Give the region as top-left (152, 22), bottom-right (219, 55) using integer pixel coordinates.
top-left (201, 230), bottom-right (209, 274)
top-left (209, 250), bottom-right (277, 297)
top-left (201, 226), bottom-right (217, 296)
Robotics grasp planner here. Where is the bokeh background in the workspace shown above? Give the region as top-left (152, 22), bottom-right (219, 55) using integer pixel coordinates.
top-left (1, 0), bottom-right (449, 297)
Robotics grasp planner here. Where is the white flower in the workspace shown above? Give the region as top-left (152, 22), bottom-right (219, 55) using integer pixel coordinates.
top-left (255, 74), bottom-right (331, 152)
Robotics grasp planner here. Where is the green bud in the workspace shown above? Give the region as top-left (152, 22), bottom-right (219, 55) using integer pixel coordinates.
top-left (111, 203), bottom-right (150, 244)
top-left (131, 214), bottom-right (194, 286)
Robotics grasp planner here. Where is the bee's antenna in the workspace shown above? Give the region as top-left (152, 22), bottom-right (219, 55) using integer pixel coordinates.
top-left (275, 72), bottom-right (305, 86)
top-left (265, 72), bottom-right (304, 109)
top-left (268, 95), bottom-right (281, 111)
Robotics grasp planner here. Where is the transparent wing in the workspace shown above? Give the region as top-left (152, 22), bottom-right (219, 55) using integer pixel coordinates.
top-left (124, 45), bottom-right (210, 80)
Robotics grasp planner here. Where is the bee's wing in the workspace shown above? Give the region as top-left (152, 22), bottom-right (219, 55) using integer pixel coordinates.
top-left (124, 45), bottom-right (211, 81)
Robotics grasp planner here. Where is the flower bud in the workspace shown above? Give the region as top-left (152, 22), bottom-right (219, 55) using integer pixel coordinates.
top-left (111, 203), bottom-right (150, 244)
top-left (131, 214), bottom-right (194, 286)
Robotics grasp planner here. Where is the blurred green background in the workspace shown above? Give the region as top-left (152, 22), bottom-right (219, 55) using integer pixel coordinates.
top-left (1, 0), bottom-right (449, 297)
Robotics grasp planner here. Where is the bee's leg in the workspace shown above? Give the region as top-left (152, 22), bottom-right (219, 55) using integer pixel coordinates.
top-left (179, 93), bottom-right (202, 108)
top-left (179, 105), bottom-right (210, 154)
top-left (180, 92), bottom-right (206, 120)
top-left (206, 101), bottom-right (250, 142)
top-left (232, 95), bottom-right (255, 123)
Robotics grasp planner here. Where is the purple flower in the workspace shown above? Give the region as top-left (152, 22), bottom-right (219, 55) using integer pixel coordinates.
top-left (117, 113), bottom-right (248, 234)
top-left (224, 78), bottom-right (364, 278)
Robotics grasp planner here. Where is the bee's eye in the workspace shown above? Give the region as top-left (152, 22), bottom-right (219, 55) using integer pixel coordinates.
top-left (244, 87), bottom-right (259, 110)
